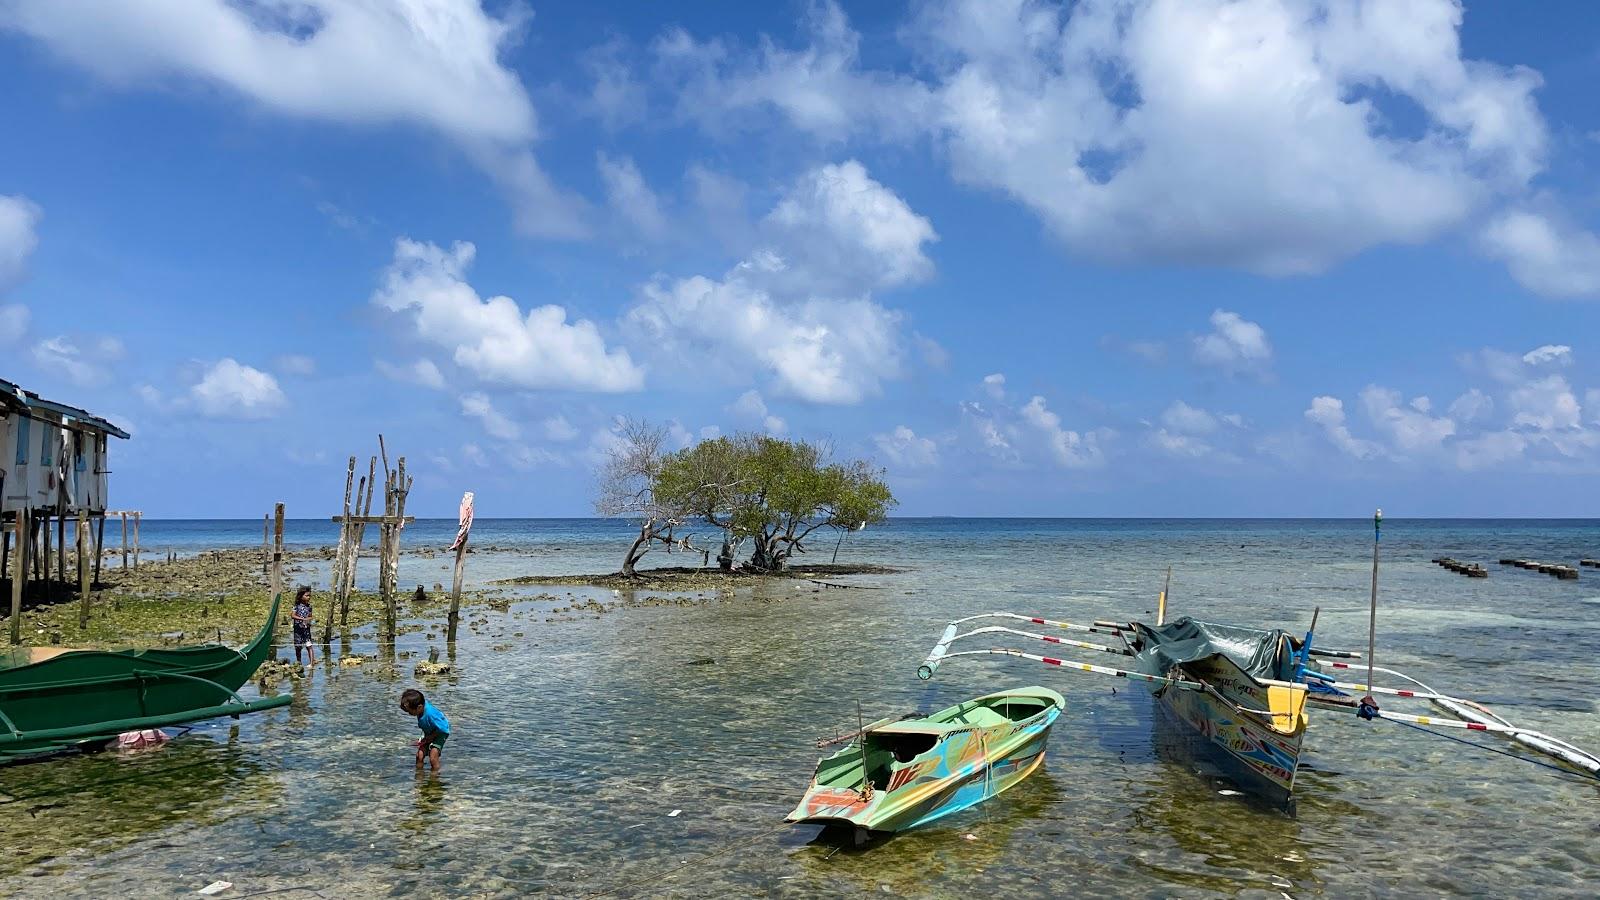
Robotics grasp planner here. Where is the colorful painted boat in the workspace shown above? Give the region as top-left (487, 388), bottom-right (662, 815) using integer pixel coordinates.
top-left (786, 686), bottom-right (1064, 834)
top-left (917, 609), bottom-right (1600, 805)
top-left (1122, 618), bottom-right (1308, 805)
top-left (0, 594), bottom-right (290, 761)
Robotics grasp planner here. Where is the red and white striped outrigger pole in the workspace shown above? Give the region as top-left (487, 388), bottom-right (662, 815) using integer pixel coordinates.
top-left (917, 611), bottom-right (1600, 782)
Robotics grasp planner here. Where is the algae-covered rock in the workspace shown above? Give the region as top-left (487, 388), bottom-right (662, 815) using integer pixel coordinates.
top-left (413, 659), bottom-right (452, 677)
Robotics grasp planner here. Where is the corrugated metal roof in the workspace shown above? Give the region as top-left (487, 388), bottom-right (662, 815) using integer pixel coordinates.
top-left (0, 376), bottom-right (131, 439)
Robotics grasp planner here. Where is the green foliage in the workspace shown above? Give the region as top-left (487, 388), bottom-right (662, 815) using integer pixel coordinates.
top-left (654, 434), bottom-right (894, 570)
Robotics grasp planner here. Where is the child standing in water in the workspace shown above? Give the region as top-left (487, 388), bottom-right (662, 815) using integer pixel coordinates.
top-left (291, 586), bottom-right (316, 665)
top-left (400, 688), bottom-right (450, 773)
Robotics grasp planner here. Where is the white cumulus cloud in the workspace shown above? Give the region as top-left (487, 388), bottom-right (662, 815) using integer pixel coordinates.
top-left (1305, 396), bottom-right (1382, 460)
top-left (1020, 395), bottom-right (1104, 468)
top-left (625, 161), bottom-right (932, 404)
top-left (1, 1), bottom-right (586, 237)
top-left (1192, 310), bottom-right (1273, 378)
top-left (190, 358), bottom-right (286, 419)
top-left (727, 389), bottom-right (787, 434)
top-left (1480, 210), bottom-right (1600, 299)
top-left (373, 238), bottom-right (643, 393)
top-left (459, 392), bottom-right (520, 440)
top-left (875, 425), bottom-right (939, 468)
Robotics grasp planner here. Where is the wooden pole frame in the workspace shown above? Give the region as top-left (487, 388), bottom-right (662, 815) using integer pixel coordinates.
top-left (76, 508), bottom-right (90, 629)
top-left (10, 510), bottom-right (28, 645)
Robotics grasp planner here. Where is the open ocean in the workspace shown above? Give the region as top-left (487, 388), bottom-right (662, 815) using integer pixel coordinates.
top-left (3, 518), bottom-right (1598, 897)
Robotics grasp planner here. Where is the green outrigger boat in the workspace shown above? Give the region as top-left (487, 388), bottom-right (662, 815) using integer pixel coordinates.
top-left (787, 687), bottom-right (1065, 836)
top-left (0, 594), bottom-right (290, 761)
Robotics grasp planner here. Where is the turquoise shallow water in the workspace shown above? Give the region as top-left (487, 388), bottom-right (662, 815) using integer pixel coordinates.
top-left (2, 519), bottom-right (1599, 897)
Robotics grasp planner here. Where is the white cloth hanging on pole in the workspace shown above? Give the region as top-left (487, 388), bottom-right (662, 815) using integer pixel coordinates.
top-left (448, 491), bottom-right (474, 551)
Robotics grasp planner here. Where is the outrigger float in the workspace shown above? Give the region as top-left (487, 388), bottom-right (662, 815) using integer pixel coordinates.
top-left (787, 687), bottom-right (1064, 836)
top-left (0, 595), bottom-right (291, 762)
top-left (917, 606), bottom-right (1600, 805)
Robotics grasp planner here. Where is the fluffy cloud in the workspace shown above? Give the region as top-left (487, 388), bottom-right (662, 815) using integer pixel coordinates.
top-left (460, 392), bottom-right (519, 440)
top-left (1160, 400), bottom-right (1218, 435)
top-left (982, 373), bottom-right (1006, 399)
top-left (377, 358), bottom-right (446, 390)
top-left (1, 1), bottom-right (586, 237)
top-left (31, 335), bottom-right (124, 387)
top-left (625, 161), bottom-right (932, 404)
top-left (1480, 210), bottom-right (1600, 299)
top-left (1305, 396), bottom-right (1382, 460)
top-left (190, 358), bottom-right (286, 419)
top-left (0, 194), bottom-right (41, 291)
top-left (654, 1), bottom-right (933, 142)
top-left (597, 153), bottom-right (669, 241)
top-left (1304, 344), bottom-right (1598, 470)
top-left (373, 239), bottom-right (643, 393)
top-left (1019, 395), bottom-right (1105, 468)
top-left (727, 390), bottom-right (787, 434)
top-left (875, 425), bottom-right (939, 468)
top-left (542, 415), bottom-right (579, 442)
top-left (759, 160), bottom-right (937, 295)
top-left (1520, 344), bottom-right (1572, 367)
top-left (1192, 310), bottom-right (1272, 378)
top-left (663, 0), bottom-right (1544, 276)
top-left (1358, 386), bottom-right (1455, 453)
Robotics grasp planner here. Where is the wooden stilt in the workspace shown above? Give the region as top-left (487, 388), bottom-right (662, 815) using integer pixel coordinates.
top-left (41, 512), bottom-right (50, 596)
top-left (77, 508), bottom-right (90, 629)
top-left (92, 514), bottom-right (104, 587)
top-left (56, 513), bottom-right (66, 589)
top-left (2, 521), bottom-right (9, 583)
top-left (120, 512), bottom-right (129, 570)
top-left (270, 503), bottom-right (284, 656)
top-left (325, 456), bottom-right (355, 646)
top-left (132, 512), bottom-right (141, 570)
top-left (10, 510), bottom-right (27, 645)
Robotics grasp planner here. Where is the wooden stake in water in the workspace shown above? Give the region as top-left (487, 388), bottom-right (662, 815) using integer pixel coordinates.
top-left (1157, 566), bottom-right (1172, 626)
top-left (1363, 508), bottom-right (1382, 714)
top-left (857, 700), bottom-right (874, 802)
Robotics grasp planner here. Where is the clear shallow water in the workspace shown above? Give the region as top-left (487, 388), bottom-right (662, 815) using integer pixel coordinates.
top-left (3, 519), bottom-right (1599, 897)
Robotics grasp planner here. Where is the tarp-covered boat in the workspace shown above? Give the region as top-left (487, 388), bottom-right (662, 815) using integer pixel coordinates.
top-left (0, 594), bottom-right (290, 761)
top-left (1124, 617), bottom-right (1309, 804)
top-left (787, 686), bottom-right (1064, 834)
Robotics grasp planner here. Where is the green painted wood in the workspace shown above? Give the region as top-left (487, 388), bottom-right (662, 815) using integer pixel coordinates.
top-left (0, 595), bottom-right (283, 759)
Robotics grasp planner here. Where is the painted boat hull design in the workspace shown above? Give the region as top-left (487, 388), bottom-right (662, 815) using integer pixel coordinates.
top-left (787, 686), bottom-right (1064, 833)
top-left (1125, 619), bottom-right (1306, 805)
top-left (0, 595), bottom-right (289, 760)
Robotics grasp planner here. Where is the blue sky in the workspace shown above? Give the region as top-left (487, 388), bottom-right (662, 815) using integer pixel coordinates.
top-left (2, 0), bottom-right (1599, 518)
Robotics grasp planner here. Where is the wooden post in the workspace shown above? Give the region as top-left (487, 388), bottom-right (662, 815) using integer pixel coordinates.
top-left (270, 503), bottom-right (284, 655)
top-left (132, 512), bottom-right (141, 570)
top-left (92, 514), bottom-right (105, 586)
top-left (77, 509), bottom-right (90, 629)
top-left (120, 512), bottom-right (129, 570)
top-left (41, 512), bottom-right (50, 596)
top-left (10, 510), bottom-right (27, 645)
top-left (1, 522), bottom-right (8, 583)
top-left (56, 513), bottom-right (66, 589)
top-left (325, 456), bottom-right (355, 645)
top-left (342, 456), bottom-right (375, 625)
top-left (447, 536), bottom-right (467, 646)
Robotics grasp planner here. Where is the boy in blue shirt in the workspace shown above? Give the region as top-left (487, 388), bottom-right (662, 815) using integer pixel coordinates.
top-left (399, 688), bottom-right (450, 773)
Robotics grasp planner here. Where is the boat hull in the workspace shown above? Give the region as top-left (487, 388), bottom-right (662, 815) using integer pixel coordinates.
top-left (787, 687), bottom-right (1062, 833)
top-left (0, 595), bottom-right (286, 759)
top-left (1142, 654), bottom-right (1303, 805)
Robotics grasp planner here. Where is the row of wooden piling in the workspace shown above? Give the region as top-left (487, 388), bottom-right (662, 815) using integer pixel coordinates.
top-left (1499, 559), bottom-right (1580, 580)
top-left (1431, 557), bottom-right (1487, 578)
